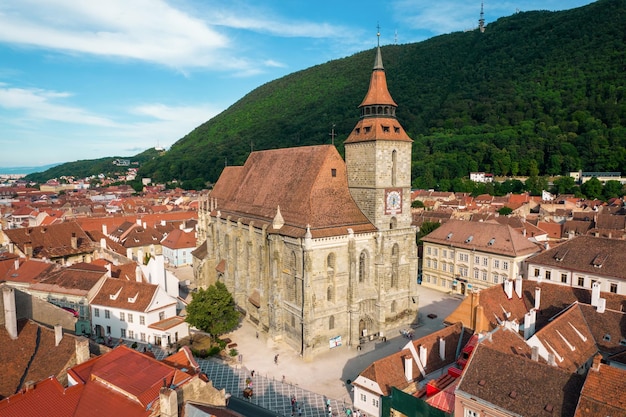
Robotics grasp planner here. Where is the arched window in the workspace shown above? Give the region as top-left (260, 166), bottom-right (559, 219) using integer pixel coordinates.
top-left (391, 300), bottom-right (397, 313)
top-left (359, 251), bottom-right (368, 283)
top-left (329, 315), bottom-right (335, 330)
top-left (391, 244), bottom-right (400, 288)
top-left (389, 217), bottom-right (397, 230)
top-left (327, 285), bottom-right (333, 302)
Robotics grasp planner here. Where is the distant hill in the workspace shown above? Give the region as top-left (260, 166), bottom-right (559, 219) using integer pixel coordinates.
top-left (32, 0), bottom-right (626, 190)
top-left (24, 148), bottom-right (162, 183)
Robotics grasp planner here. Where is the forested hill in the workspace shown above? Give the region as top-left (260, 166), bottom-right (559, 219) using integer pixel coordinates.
top-left (30, 0), bottom-right (626, 190)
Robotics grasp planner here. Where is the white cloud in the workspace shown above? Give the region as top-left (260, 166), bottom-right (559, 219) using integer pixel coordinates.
top-left (0, 0), bottom-right (346, 72)
top-left (0, 83), bottom-right (117, 126)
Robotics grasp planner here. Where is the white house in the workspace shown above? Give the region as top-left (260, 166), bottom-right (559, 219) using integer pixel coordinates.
top-left (90, 277), bottom-right (188, 348)
top-left (161, 228), bottom-right (197, 267)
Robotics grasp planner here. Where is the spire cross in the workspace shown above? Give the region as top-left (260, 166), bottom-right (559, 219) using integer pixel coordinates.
top-left (329, 124), bottom-right (336, 145)
top-left (376, 23), bottom-right (381, 46)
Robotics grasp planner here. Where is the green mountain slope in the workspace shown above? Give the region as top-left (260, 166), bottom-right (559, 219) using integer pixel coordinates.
top-left (31, 0), bottom-right (626, 189)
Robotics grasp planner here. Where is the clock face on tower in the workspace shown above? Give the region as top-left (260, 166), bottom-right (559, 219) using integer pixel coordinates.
top-left (385, 188), bottom-right (402, 214)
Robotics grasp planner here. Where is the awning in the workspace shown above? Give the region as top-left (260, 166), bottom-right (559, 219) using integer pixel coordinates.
top-left (216, 259), bottom-right (226, 273)
top-left (248, 290), bottom-right (261, 308)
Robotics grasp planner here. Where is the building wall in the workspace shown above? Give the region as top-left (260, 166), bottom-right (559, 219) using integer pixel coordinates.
top-left (526, 261), bottom-right (624, 295)
top-left (198, 211), bottom-right (418, 360)
top-left (421, 242), bottom-right (529, 295)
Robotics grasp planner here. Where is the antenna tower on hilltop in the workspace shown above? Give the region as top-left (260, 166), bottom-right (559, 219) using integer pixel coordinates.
top-left (479, 1), bottom-right (485, 33)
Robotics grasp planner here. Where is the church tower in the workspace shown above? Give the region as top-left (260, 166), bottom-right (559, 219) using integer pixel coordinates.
top-left (345, 42), bottom-right (413, 231)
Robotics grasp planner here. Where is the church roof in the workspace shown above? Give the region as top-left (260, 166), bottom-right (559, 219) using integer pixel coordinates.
top-left (359, 46), bottom-right (397, 108)
top-left (210, 145), bottom-right (376, 238)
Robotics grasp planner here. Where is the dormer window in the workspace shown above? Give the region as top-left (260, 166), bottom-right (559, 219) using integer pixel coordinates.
top-left (382, 125), bottom-right (390, 133)
top-left (355, 128), bottom-right (360, 134)
top-left (394, 127), bottom-right (400, 133)
top-left (128, 292), bottom-right (139, 303)
top-left (109, 287), bottom-right (122, 300)
top-left (364, 126), bottom-right (371, 133)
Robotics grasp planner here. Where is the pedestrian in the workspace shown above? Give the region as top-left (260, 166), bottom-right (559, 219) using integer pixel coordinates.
top-left (298, 406), bottom-right (303, 416)
top-left (251, 370), bottom-right (255, 378)
top-left (274, 354), bottom-right (279, 364)
top-left (283, 375), bottom-right (286, 383)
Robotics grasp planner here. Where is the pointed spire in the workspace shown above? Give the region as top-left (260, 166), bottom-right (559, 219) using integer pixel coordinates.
top-left (272, 205), bottom-right (284, 229)
top-left (373, 45), bottom-right (384, 70)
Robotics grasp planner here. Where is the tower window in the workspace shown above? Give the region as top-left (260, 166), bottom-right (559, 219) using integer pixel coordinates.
top-left (364, 126), bottom-right (371, 133)
top-left (394, 127), bottom-right (400, 133)
top-left (382, 126), bottom-right (390, 133)
top-left (331, 168), bottom-right (336, 177)
top-left (355, 128), bottom-right (360, 134)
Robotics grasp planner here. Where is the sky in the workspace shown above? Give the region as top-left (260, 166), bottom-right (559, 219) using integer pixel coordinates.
top-left (0, 0), bottom-right (596, 168)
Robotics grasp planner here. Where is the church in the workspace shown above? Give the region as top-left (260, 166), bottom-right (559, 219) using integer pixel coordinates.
top-left (193, 44), bottom-right (419, 360)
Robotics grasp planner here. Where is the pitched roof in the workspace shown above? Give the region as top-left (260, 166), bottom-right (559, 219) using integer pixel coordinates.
top-left (526, 235), bottom-right (626, 279)
top-left (574, 358), bottom-right (626, 416)
top-left (3, 221), bottom-right (95, 260)
top-left (457, 340), bottom-right (585, 417)
top-left (0, 319), bottom-right (79, 400)
top-left (211, 145), bottom-right (376, 238)
top-left (355, 322), bottom-right (470, 396)
top-left (0, 376), bottom-right (83, 416)
top-left (90, 278), bottom-right (159, 312)
top-left (421, 219), bottom-right (539, 257)
top-left (161, 228), bottom-right (196, 250)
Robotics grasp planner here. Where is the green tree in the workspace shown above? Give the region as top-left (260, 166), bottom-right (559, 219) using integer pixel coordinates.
top-left (497, 206), bottom-right (513, 216)
top-left (411, 199), bottom-right (425, 209)
top-left (580, 177), bottom-right (603, 200)
top-left (185, 282), bottom-right (240, 339)
top-left (552, 176), bottom-right (577, 195)
top-left (417, 221), bottom-right (441, 245)
top-left (602, 180), bottom-right (623, 200)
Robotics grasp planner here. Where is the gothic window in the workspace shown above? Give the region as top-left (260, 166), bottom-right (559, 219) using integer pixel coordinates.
top-left (391, 244), bottom-right (399, 288)
top-left (329, 315), bottom-right (335, 330)
top-left (327, 285), bottom-right (333, 302)
top-left (391, 150), bottom-right (397, 186)
top-left (285, 251), bottom-right (298, 303)
top-left (389, 217), bottom-right (397, 230)
top-left (359, 251), bottom-right (369, 283)
top-left (391, 300), bottom-right (397, 313)
top-left (224, 235), bottom-right (230, 259)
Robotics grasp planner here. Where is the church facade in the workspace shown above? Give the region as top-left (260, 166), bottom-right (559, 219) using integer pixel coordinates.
top-left (193, 46), bottom-right (419, 360)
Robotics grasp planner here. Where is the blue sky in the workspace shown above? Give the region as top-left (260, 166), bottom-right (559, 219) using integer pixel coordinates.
top-left (0, 0), bottom-right (595, 168)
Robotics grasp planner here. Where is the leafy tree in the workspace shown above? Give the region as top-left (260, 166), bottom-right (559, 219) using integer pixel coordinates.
top-left (580, 177), bottom-right (603, 199)
top-left (497, 206), bottom-right (513, 216)
top-left (186, 282), bottom-right (240, 340)
top-left (417, 221), bottom-right (441, 245)
top-left (602, 180), bottom-right (624, 199)
top-left (411, 199), bottom-right (425, 209)
top-left (552, 176), bottom-right (577, 195)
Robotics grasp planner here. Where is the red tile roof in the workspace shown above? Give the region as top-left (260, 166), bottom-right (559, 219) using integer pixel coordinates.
top-left (161, 228), bottom-right (196, 250)
top-left (90, 278), bottom-right (160, 312)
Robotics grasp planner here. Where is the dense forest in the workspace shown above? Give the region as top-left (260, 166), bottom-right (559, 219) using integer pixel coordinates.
top-left (28, 0), bottom-right (626, 192)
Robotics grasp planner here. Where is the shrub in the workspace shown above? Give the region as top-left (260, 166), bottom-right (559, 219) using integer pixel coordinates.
top-left (229, 348), bottom-right (238, 357)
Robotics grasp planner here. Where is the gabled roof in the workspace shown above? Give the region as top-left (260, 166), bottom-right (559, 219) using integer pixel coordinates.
top-left (354, 322), bottom-right (470, 396)
top-left (0, 319), bottom-right (79, 400)
top-left (161, 228), bottom-right (196, 250)
top-left (211, 145), bottom-right (376, 238)
top-left (90, 278), bottom-right (159, 312)
top-left (29, 263), bottom-right (107, 297)
top-left (0, 376), bottom-right (83, 416)
top-left (526, 235), bottom-right (626, 280)
top-left (421, 219), bottom-right (539, 257)
top-left (574, 357), bottom-right (626, 417)
top-left (457, 338), bottom-right (585, 417)
top-left (2, 259), bottom-right (56, 284)
top-left (3, 221), bottom-right (96, 260)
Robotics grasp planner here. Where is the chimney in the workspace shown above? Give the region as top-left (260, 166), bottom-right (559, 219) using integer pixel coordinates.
top-left (531, 345), bottom-right (539, 362)
top-left (591, 281), bottom-right (601, 306)
top-left (534, 287), bottom-right (541, 310)
top-left (3, 286), bottom-right (18, 340)
top-left (523, 310), bottom-right (537, 340)
top-left (23, 381), bottom-right (35, 392)
top-left (143, 221), bottom-right (147, 229)
top-left (14, 259), bottom-right (19, 270)
top-left (419, 345), bottom-right (427, 368)
top-left (548, 353), bottom-right (556, 367)
top-left (161, 220), bottom-right (166, 226)
top-left (126, 248), bottom-right (133, 259)
top-left (597, 297), bottom-right (606, 313)
top-left (136, 265), bottom-right (143, 282)
top-left (136, 218), bottom-right (142, 226)
top-left (55, 324), bottom-right (63, 346)
top-left (75, 337), bottom-right (90, 364)
top-left (591, 354), bottom-right (602, 372)
top-left (100, 238), bottom-right (107, 249)
top-left (71, 232), bottom-right (78, 250)
top-left (102, 224), bottom-right (108, 236)
top-left (159, 387), bottom-right (178, 417)
top-left (403, 355), bottom-right (413, 381)
top-left (24, 242), bottom-right (33, 258)
top-left (439, 337), bottom-right (446, 361)
top-left (474, 305), bottom-right (484, 332)
top-left (514, 275), bottom-right (522, 299)
top-left (105, 264), bottom-right (112, 278)
top-left (504, 279), bottom-right (513, 299)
